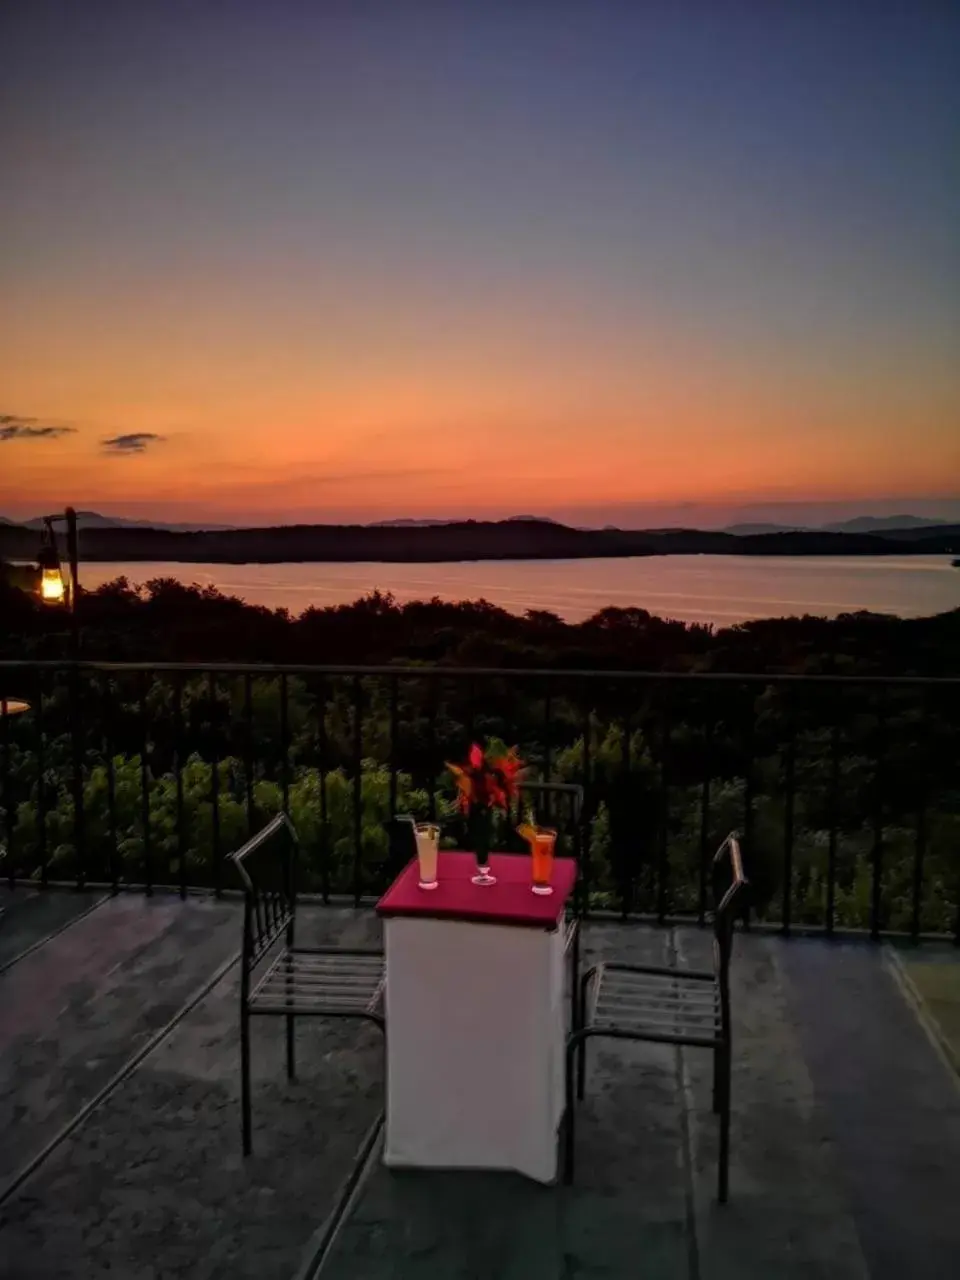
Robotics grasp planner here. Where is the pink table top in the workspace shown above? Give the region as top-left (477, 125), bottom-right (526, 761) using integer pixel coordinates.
top-left (376, 851), bottom-right (577, 930)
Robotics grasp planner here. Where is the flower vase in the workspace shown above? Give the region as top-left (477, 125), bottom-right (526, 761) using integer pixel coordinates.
top-left (468, 805), bottom-right (496, 886)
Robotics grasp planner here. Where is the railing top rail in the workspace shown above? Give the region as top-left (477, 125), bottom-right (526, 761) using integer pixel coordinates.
top-left (0, 660), bottom-right (957, 686)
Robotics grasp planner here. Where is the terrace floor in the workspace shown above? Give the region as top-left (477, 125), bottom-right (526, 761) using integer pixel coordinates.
top-left (0, 886), bottom-right (958, 1280)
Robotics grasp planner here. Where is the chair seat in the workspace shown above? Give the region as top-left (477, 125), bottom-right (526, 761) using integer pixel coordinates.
top-left (249, 947), bottom-right (385, 1016)
top-left (588, 962), bottom-right (721, 1045)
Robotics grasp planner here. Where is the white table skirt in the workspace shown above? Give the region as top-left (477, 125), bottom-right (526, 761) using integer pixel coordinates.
top-left (382, 914), bottom-right (566, 1183)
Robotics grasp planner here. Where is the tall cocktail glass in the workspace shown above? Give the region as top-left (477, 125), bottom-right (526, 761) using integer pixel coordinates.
top-left (524, 826), bottom-right (557, 895)
top-left (415, 823), bottom-right (440, 890)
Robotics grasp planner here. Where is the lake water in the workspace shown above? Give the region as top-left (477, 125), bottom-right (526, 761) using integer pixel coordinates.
top-left (75, 555), bottom-right (958, 626)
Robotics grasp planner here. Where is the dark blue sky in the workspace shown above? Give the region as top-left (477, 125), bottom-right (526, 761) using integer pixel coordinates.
top-left (2, 1), bottom-right (958, 523)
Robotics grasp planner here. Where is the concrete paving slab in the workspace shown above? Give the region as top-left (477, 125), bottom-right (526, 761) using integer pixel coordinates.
top-left (0, 888), bottom-right (106, 972)
top-left (677, 928), bottom-right (869, 1280)
top-left (780, 939), bottom-right (960, 1280)
top-left (0, 894), bottom-right (240, 1185)
top-left (0, 906), bottom-right (385, 1280)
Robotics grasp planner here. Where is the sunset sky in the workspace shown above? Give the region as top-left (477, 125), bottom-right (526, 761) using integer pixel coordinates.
top-left (2, 2), bottom-right (958, 527)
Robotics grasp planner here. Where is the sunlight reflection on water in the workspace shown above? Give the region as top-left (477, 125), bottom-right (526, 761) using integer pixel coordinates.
top-left (74, 555), bottom-right (958, 625)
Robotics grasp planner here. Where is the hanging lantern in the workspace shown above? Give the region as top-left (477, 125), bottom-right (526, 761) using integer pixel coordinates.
top-left (0, 697), bottom-right (31, 718)
top-left (37, 544), bottom-right (66, 605)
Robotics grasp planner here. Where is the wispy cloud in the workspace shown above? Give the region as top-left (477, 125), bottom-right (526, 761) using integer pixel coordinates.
top-left (100, 432), bottom-right (166, 454)
top-left (0, 414), bottom-right (76, 442)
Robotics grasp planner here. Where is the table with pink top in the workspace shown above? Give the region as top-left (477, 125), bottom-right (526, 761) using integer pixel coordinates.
top-left (376, 850), bottom-right (577, 1184)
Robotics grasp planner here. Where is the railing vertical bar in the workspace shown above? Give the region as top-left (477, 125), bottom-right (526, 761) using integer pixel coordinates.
top-left (209, 670), bottom-right (221, 896)
top-left (656, 686), bottom-right (671, 926)
top-left (580, 691), bottom-right (592, 802)
top-left (826, 716), bottom-right (840, 937)
top-left (781, 700), bottom-right (796, 937)
top-left (910, 689), bottom-right (927, 943)
top-left (619, 709), bottom-right (632, 919)
top-left (581, 684), bottom-right (592, 914)
top-left (543, 688), bottom-right (552, 782)
top-left (244, 672), bottom-right (255, 838)
top-left (70, 664), bottom-right (86, 890)
top-left (870, 692), bottom-right (886, 942)
top-left (35, 672), bottom-right (47, 886)
top-left (427, 679), bottom-right (438, 823)
top-left (698, 716), bottom-right (713, 927)
top-left (1, 695), bottom-right (13, 886)
top-left (102, 675), bottom-right (118, 893)
top-left (352, 675), bottom-right (363, 906)
top-left (318, 677), bottom-right (330, 903)
top-left (139, 670), bottom-right (152, 894)
top-left (911, 805), bottom-right (926, 944)
top-left (389, 675), bottom-right (399, 820)
top-left (955, 686), bottom-right (960, 943)
top-left (515, 676), bottom-right (527, 828)
top-left (279, 673), bottom-right (290, 816)
top-left (741, 684), bottom-right (755, 930)
top-left (174, 673), bottom-right (186, 899)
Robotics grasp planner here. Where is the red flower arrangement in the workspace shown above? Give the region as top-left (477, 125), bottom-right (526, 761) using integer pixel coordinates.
top-left (447, 743), bottom-right (525, 884)
top-left (447, 742), bottom-right (524, 813)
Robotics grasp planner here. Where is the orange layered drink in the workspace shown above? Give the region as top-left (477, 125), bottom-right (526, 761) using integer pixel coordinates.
top-left (519, 823), bottom-right (557, 895)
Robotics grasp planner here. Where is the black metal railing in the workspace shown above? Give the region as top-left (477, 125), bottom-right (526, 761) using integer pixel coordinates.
top-left (0, 661), bottom-right (958, 943)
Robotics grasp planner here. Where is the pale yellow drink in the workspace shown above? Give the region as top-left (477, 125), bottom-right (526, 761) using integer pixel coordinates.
top-left (415, 823), bottom-right (440, 889)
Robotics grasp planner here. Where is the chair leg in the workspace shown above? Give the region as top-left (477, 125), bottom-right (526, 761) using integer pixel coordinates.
top-left (717, 1040), bottom-right (731, 1204)
top-left (576, 970), bottom-right (592, 1100)
top-left (564, 1035), bottom-right (580, 1184)
top-left (241, 1007), bottom-right (252, 1156)
top-left (712, 1044), bottom-right (721, 1114)
top-left (569, 925), bottom-right (581, 1033)
top-left (284, 949), bottom-right (296, 1080)
top-left (286, 1013), bottom-right (296, 1081)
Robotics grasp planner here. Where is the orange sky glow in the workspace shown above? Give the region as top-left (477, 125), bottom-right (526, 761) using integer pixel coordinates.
top-left (2, 316), bottom-right (957, 525)
top-left (2, 5), bottom-right (958, 528)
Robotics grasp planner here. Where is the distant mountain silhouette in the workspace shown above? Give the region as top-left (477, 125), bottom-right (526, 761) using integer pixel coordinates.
top-left (723, 515), bottom-right (948, 536)
top-left (723, 522), bottom-right (802, 535)
top-left (4, 508), bottom-right (950, 539)
top-left (16, 510), bottom-right (235, 532)
top-left (1, 516), bottom-right (958, 564)
top-left (822, 515), bottom-right (947, 534)
top-left (368, 518), bottom-right (454, 527)
top-left (371, 514), bottom-right (560, 527)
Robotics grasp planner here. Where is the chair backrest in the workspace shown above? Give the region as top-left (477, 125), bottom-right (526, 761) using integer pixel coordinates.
top-left (515, 781), bottom-right (584, 857)
top-left (228, 813), bottom-right (299, 969)
top-left (515, 781), bottom-right (586, 914)
top-left (712, 831), bottom-right (748, 973)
